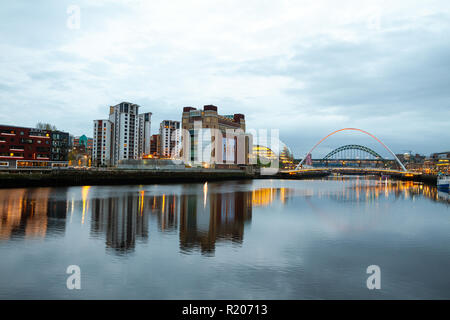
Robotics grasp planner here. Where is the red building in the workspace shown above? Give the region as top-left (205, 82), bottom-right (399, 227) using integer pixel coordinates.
top-left (0, 124), bottom-right (58, 169)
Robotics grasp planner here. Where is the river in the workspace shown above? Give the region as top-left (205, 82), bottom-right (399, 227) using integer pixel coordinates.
top-left (0, 176), bottom-right (449, 299)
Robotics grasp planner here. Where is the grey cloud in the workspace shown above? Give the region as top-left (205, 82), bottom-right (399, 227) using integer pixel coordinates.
top-left (228, 14), bottom-right (450, 155)
top-left (0, 1), bottom-right (449, 158)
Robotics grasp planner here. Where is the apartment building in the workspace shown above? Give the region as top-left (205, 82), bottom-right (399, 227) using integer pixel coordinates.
top-left (93, 102), bottom-right (152, 166)
top-left (138, 112), bottom-right (152, 156)
top-left (159, 120), bottom-right (181, 158)
top-left (0, 124), bottom-right (69, 169)
top-left (93, 119), bottom-right (114, 166)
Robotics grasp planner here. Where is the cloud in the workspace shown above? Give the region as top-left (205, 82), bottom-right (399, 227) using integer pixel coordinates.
top-left (0, 0), bottom-right (449, 156)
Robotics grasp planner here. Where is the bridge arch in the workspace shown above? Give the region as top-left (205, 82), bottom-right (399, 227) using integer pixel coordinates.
top-left (323, 144), bottom-right (384, 160)
top-left (295, 128), bottom-right (407, 171)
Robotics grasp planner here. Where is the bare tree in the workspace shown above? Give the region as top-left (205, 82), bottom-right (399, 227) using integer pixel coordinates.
top-left (36, 122), bottom-right (57, 130)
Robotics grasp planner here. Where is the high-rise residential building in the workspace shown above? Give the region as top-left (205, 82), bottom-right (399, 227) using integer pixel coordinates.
top-left (138, 112), bottom-right (152, 156)
top-left (108, 102), bottom-right (140, 164)
top-left (93, 102), bottom-right (152, 166)
top-left (181, 105), bottom-right (252, 167)
top-left (93, 119), bottom-right (114, 166)
top-left (159, 120), bottom-right (181, 158)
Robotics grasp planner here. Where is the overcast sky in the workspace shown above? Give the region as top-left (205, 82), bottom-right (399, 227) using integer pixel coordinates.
top-left (0, 0), bottom-right (449, 158)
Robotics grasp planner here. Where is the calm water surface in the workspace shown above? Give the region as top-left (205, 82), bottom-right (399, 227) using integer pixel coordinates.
top-left (1, 176), bottom-right (450, 299)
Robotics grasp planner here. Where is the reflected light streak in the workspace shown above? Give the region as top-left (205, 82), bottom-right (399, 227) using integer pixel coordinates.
top-left (139, 190), bottom-right (145, 216)
top-left (203, 182), bottom-right (208, 208)
top-left (81, 186), bottom-right (91, 225)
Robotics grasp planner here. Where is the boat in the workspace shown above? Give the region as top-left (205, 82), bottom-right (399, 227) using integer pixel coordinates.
top-left (437, 174), bottom-right (450, 191)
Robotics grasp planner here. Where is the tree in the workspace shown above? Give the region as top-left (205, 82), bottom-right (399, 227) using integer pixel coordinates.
top-left (36, 122), bottom-right (57, 130)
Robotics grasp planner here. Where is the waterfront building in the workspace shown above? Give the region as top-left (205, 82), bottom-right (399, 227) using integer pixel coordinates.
top-left (431, 151), bottom-right (450, 160)
top-left (69, 135), bottom-right (74, 149)
top-left (93, 119), bottom-right (114, 166)
top-left (252, 145), bottom-right (277, 166)
top-left (93, 102), bottom-right (153, 166)
top-left (70, 135), bottom-right (94, 167)
top-left (108, 102), bottom-right (141, 164)
top-left (51, 130), bottom-right (70, 161)
top-left (431, 151), bottom-right (450, 174)
top-left (138, 112), bottom-right (152, 156)
top-left (279, 145), bottom-right (295, 170)
top-left (159, 120), bottom-right (181, 158)
top-left (0, 124), bottom-right (69, 169)
top-left (181, 105), bottom-right (252, 167)
top-left (395, 152), bottom-right (427, 172)
top-left (252, 144), bottom-right (294, 169)
top-left (150, 134), bottom-right (160, 157)
top-left (73, 135), bottom-right (94, 154)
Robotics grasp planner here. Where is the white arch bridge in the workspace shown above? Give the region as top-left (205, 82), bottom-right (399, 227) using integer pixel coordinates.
top-left (283, 128), bottom-right (419, 177)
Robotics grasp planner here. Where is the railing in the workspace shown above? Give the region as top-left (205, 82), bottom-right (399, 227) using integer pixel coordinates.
top-left (283, 167), bottom-right (421, 175)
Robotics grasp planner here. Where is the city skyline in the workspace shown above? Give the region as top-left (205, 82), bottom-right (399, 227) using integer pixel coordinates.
top-left (1, 0), bottom-right (450, 158)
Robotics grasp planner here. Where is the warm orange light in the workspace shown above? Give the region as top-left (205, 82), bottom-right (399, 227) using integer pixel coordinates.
top-left (81, 186), bottom-right (91, 224)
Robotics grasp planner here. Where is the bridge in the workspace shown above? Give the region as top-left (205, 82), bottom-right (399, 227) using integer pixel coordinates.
top-left (283, 128), bottom-right (419, 177)
top-left (312, 144), bottom-right (399, 169)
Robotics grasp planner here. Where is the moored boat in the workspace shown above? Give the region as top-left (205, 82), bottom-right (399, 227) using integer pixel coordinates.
top-left (437, 174), bottom-right (450, 190)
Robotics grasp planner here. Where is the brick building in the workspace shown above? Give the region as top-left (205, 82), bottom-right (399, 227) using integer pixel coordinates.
top-left (0, 124), bottom-right (69, 169)
top-left (181, 105), bottom-right (252, 167)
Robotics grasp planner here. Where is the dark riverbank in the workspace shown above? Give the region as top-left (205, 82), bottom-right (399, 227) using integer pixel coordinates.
top-left (397, 173), bottom-right (437, 185)
top-left (0, 169), bottom-right (252, 188)
top-left (321, 171), bottom-right (438, 185)
top-left (0, 169), bottom-right (436, 189)
top-left (0, 169), bottom-right (330, 189)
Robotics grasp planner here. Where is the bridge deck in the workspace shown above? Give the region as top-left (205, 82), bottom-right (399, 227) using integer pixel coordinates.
top-left (283, 167), bottom-right (420, 176)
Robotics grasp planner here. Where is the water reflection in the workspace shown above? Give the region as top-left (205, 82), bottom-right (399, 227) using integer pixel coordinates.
top-left (179, 191), bottom-right (252, 255)
top-left (0, 188), bottom-right (67, 240)
top-left (0, 177), bottom-right (449, 256)
top-left (323, 176), bottom-right (450, 205)
top-left (90, 193), bottom-right (149, 254)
